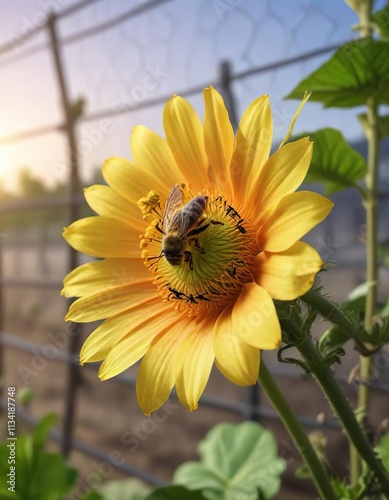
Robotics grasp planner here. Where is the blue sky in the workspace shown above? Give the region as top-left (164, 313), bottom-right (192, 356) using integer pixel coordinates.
top-left (0, 0), bottom-right (384, 190)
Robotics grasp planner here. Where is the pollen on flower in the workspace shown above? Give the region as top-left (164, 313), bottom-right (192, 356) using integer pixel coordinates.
top-left (137, 190), bottom-right (161, 219)
top-left (139, 188), bottom-right (259, 316)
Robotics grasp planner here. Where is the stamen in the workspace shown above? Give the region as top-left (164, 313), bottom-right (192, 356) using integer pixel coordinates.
top-left (139, 191), bottom-right (259, 315)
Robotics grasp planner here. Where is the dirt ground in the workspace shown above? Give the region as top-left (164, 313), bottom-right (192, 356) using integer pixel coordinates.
top-left (2, 243), bottom-right (389, 500)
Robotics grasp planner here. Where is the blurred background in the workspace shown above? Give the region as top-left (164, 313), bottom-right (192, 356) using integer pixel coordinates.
top-left (1, 0), bottom-right (389, 498)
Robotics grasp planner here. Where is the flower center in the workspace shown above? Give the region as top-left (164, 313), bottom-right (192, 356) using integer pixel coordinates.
top-left (139, 185), bottom-right (258, 316)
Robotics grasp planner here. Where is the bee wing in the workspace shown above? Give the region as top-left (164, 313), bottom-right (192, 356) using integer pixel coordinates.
top-left (162, 184), bottom-right (183, 232)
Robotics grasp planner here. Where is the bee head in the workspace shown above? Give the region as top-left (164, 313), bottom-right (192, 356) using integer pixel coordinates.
top-left (162, 233), bottom-right (186, 254)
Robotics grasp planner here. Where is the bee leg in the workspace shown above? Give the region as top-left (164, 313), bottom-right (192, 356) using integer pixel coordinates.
top-left (210, 220), bottom-right (224, 226)
top-left (184, 251), bottom-right (194, 271)
top-left (155, 223), bottom-right (165, 235)
top-left (146, 252), bottom-right (163, 270)
top-left (194, 239), bottom-right (206, 254)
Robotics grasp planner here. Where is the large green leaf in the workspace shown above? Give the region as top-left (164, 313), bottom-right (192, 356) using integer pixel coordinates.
top-left (295, 128), bottom-right (367, 194)
top-left (173, 422), bottom-right (285, 500)
top-left (286, 39), bottom-right (389, 108)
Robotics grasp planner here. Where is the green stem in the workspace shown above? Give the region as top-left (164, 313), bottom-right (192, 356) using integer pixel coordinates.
top-left (358, 0), bottom-right (374, 38)
top-left (258, 360), bottom-right (337, 500)
top-left (296, 335), bottom-right (389, 495)
top-left (351, 0), bottom-right (379, 482)
top-left (354, 95), bottom-right (380, 480)
top-left (301, 289), bottom-right (369, 354)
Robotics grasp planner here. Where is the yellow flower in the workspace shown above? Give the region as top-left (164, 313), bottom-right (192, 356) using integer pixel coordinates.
top-left (62, 87), bottom-right (333, 415)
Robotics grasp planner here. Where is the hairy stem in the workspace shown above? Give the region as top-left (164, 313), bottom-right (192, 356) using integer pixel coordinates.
top-left (301, 289), bottom-right (369, 354)
top-left (295, 335), bottom-right (389, 495)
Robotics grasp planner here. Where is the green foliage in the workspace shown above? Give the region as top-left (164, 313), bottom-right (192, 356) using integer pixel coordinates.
top-left (93, 478), bottom-right (152, 499)
top-left (371, 317), bottom-right (389, 345)
top-left (0, 413), bottom-right (77, 500)
top-left (295, 128), bottom-right (367, 195)
top-left (375, 433), bottom-right (389, 472)
top-left (146, 485), bottom-right (207, 499)
top-left (378, 243), bottom-right (389, 268)
top-left (286, 39), bottom-right (389, 108)
top-left (330, 478), bottom-right (366, 499)
top-left (372, 1), bottom-right (389, 40)
top-left (17, 387), bottom-right (34, 407)
top-left (173, 422), bottom-right (285, 500)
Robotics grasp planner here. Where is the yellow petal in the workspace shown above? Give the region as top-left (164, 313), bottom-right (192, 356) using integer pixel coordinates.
top-left (63, 216), bottom-right (141, 258)
top-left (232, 282), bottom-right (281, 349)
top-left (255, 137), bottom-right (313, 212)
top-left (136, 317), bottom-right (190, 415)
top-left (65, 281), bottom-right (155, 322)
top-left (163, 95), bottom-right (209, 191)
top-left (175, 319), bottom-right (215, 411)
top-left (62, 258), bottom-right (147, 298)
top-left (102, 157), bottom-right (147, 205)
top-left (80, 297), bottom-right (164, 363)
top-left (258, 191), bottom-right (334, 252)
top-left (231, 95), bottom-right (272, 200)
top-left (214, 305), bottom-right (259, 386)
top-left (254, 242), bottom-right (323, 300)
top-left (131, 126), bottom-right (185, 194)
top-left (203, 87), bottom-right (234, 195)
top-left (84, 185), bottom-right (143, 231)
top-left (98, 308), bottom-right (179, 380)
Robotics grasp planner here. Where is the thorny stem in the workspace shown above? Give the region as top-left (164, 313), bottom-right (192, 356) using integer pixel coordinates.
top-left (258, 360), bottom-right (337, 500)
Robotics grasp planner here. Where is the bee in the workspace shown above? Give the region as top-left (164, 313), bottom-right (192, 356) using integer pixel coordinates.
top-left (160, 184), bottom-right (209, 270)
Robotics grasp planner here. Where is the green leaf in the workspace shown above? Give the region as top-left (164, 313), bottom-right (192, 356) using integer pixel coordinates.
top-left (173, 422), bottom-right (285, 500)
top-left (318, 325), bottom-right (349, 359)
top-left (32, 413), bottom-right (57, 456)
top-left (303, 128), bottom-right (367, 193)
top-left (371, 317), bottom-right (389, 345)
top-left (295, 128), bottom-right (367, 194)
top-left (330, 478), bottom-right (364, 499)
top-left (372, 1), bottom-right (389, 40)
top-left (0, 414), bottom-right (77, 500)
top-left (146, 485), bottom-right (207, 499)
top-left (29, 453), bottom-right (77, 500)
top-left (358, 113), bottom-right (389, 140)
top-left (97, 478), bottom-right (152, 500)
top-left (286, 39), bottom-right (389, 108)
top-left (378, 243), bottom-right (389, 268)
top-left (81, 493), bottom-right (104, 500)
top-left (375, 433), bottom-right (389, 471)
top-left (0, 488), bottom-right (20, 500)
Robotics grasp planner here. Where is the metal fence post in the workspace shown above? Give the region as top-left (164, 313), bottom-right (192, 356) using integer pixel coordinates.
top-left (47, 12), bottom-right (82, 457)
top-left (219, 60), bottom-right (238, 130)
top-left (219, 60), bottom-right (261, 421)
